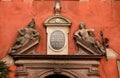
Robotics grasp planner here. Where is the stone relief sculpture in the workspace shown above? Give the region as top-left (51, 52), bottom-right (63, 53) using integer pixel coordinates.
top-left (74, 23), bottom-right (106, 55)
top-left (9, 19), bottom-right (40, 54)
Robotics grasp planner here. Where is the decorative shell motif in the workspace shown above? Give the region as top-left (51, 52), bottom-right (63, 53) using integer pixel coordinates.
top-left (48, 18), bottom-right (68, 24)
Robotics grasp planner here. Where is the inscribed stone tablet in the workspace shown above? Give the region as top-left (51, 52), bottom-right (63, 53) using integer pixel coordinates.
top-left (50, 30), bottom-right (65, 50)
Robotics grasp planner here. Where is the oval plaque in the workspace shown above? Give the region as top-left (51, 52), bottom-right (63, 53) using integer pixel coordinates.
top-left (50, 30), bottom-right (65, 50)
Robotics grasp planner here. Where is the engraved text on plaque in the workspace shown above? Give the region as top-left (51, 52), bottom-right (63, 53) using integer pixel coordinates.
top-left (50, 30), bottom-right (65, 50)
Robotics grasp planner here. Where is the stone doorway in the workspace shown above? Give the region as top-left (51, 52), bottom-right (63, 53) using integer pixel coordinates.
top-left (45, 74), bottom-right (70, 78)
top-left (13, 55), bottom-right (101, 78)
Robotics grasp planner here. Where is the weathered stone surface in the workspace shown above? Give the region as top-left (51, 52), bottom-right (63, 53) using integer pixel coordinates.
top-left (13, 55), bottom-right (101, 78)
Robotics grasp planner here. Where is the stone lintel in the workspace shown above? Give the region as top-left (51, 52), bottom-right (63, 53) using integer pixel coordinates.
top-left (11, 54), bottom-right (102, 60)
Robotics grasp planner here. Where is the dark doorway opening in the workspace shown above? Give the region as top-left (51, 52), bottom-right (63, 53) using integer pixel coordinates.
top-left (45, 74), bottom-right (70, 78)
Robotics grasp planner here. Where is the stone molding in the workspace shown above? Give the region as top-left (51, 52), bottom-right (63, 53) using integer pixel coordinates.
top-left (11, 54), bottom-right (101, 78)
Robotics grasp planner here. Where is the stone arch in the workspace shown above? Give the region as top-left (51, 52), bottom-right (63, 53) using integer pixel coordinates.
top-left (45, 74), bottom-right (70, 78)
top-left (35, 69), bottom-right (85, 78)
top-left (44, 15), bottom-right (71, 27)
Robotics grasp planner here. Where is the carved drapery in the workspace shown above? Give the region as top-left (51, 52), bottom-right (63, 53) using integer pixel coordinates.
top-left (74, 22), bottom-right (107, 55)
top-left (9, 19), bottom-right (40, 54)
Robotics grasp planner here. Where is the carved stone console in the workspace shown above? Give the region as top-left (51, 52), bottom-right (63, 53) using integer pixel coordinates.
top-left (11, 54), bottom-right (101, 78)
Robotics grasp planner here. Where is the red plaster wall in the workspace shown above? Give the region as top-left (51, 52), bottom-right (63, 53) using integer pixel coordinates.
top-left (0, 0), bottom-right (120, 78)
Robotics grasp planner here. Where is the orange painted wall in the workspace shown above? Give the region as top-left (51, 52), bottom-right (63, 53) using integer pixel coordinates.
top-left (0, 0), bottom-right (120, 78)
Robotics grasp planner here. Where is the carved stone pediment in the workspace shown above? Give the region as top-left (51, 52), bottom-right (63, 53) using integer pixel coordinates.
top-left (43, 12), bottom-right (71, 55)
top-left (74, 23), bottom-right (107, 55)
top-left (44, 15), bottom-right (71, 27)
top-left (9, 19), bottom-right (40, 54)
top-left (43, 0), bottom-right (71, 27)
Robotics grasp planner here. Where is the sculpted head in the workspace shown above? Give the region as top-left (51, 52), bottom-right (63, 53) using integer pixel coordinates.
top-left (79, 22), bottom-right (86, 29)
top-left (88, 31), bottom-right (95, 37)
top-left (28, 18), bottom-right (35, 28)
